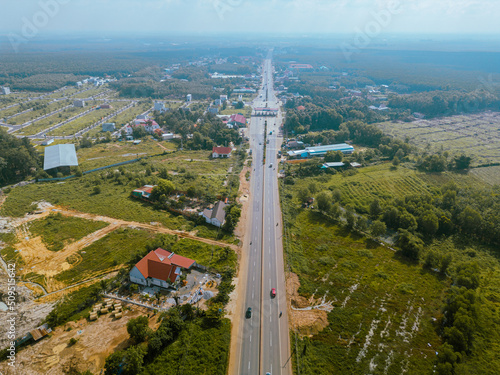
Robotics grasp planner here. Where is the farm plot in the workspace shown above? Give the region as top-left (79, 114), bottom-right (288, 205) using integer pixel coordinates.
top-left (376, 111), bottom-right (500, 166)
top-left (14, 102), bottom-right (100, 136)
top-left (47, 101), bottom-right (130, 136)
top-left (7, 99), bottom-right (71, 125)
top-left (291, 164), bottom-right (435, 213)
top-left (284, 210), bottom-right (446, 375)
top-left (470, 166), bottom-right (500, 186)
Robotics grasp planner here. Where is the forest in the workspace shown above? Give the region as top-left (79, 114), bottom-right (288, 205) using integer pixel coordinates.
top-left (0, 128), bottom-right (40, 187)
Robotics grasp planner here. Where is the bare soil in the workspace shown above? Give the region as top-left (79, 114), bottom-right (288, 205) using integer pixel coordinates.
top-left (0, 305), bottom-right (157, 375)
top-left (286, 272), bottom-right (329, 336)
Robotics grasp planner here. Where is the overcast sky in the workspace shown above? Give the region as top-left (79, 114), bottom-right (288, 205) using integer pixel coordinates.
top-left (1, 0), bottom-right (500, 36)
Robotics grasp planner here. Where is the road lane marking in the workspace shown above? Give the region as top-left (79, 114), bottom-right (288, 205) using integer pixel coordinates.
top-left (270, 335), bottom-right (272, 346)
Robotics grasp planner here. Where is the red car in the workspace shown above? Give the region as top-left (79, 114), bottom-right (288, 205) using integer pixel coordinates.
top-left (271, 288), bottom-right (276, 298)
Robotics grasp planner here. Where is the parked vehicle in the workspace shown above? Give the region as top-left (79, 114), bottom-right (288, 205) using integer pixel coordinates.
top-left (246, 307), bottom-right (252, 318)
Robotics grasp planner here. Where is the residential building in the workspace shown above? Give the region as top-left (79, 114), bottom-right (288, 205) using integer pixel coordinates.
top-left (102, 123), bottom-right (116, 132)
top-left (129, 248), bottom-right (197, 288)
top-left (321, 162), bottom-right (345, 169)
top-left (220, 95), bottom-right (228, 102)
top-left (0, 87), bottom-right (11, 95)
top-left (131, 185), bottom-right (155, 200)
top-left (208, 107), bottom-right (219, 114)
top-left (212, 146), bottom-right (232, 158)
top-left (200, 200), bottom-right (228, 228)
top-left (73, 100), bottom-right (85, 108)
top-left (41, 139), bottom-right (54, 146)
top-left (154, 102), bottom-right (168, 113)
top-left (99, 104), bottom-right (112, 109)
top-left (227, 114), bottom-right (246, 128)
top-left (186, 94), bottom-right (192, 102)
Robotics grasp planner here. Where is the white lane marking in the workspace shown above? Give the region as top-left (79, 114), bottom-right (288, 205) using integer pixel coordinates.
top-left (252, 290), bottom-right (254, 299)
top-left (248, 361), bottom-right (251, 370)
top-left (254, 261), bottom-right (256, 266)
top-left (270, 335), bottom-right (272, 347)
top-left (253, 275), bottom-right (255, 282)
top-left (250, 334), bottom-right (252, 342)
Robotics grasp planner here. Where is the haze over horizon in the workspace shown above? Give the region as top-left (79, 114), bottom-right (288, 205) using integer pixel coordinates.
top-left (1, 0), bottom-right (500, 37)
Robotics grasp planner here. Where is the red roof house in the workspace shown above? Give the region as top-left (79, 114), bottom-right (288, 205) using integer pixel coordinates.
top-left (130, 248), bottom-right (197, 288)
top-left (212, 146), bottom-right (232, 158)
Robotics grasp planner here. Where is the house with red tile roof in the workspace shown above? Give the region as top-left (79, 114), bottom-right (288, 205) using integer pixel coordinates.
top-left (212, 146), bottom-right (232, 158)
top-left (227, 114), bottom-right (247, 128)
top-left (129, 248), bottom-right (197, 289)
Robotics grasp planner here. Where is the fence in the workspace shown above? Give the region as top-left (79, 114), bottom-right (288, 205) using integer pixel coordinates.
top-left (37, 151), bottom-right (169, 183)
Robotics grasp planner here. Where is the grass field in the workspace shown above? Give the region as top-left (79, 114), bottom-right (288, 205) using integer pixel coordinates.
top-left (54, 227), bottom-right (155, 284)
top-left (376, 111), bottom-right (500, 167)
top-left (0, 143), bottom-right (237, 241)
top-left (43, 86), bottom-right (80, 99)
top-left (470, 165), bottom-right (500, 185)
top-left (14, 103), bottom-right (99, 136)
top-left (71, 86), bottom-right (110, 99)
top-left (220, 105), bottom-right (252, 118)
top-left (6, 99), bottom-right (71, 125)
top-left (28, 213), bottom-right (108, 251)
top-left (282, 163), bottom-right (500, 374)
top-left (47, 101), bottom-right (130, 136)
top-left (76, 139), bottom-right (169, 170)
top-left (283, 204), bottom-right (500, 374)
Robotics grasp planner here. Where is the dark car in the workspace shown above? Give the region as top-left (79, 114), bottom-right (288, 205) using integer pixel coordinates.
top-left (246, 307), bottom-right (252, 318)
top-left (271, 288), bottom-right (276, 298)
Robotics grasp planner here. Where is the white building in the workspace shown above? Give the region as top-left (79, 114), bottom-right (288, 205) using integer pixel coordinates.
top-left (1, 87), bottom-right (11, 95)
top-left (73, 100), bottom-right (85, 108)
top-left (186, 94), bottom-right (192, 102)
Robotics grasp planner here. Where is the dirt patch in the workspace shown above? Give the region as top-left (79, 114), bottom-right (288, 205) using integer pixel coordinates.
top-left (286, 272), bottom-right (329, 336)
top-left (14, 223), bottom-right (120, 292)
top-left (0, 306), bottom-right (156, 375)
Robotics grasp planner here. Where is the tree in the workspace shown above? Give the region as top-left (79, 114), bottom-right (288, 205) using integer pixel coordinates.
top-left (316, 192), bottom-right (331, 212)
top-left (204, 302), bottom-right (226, 327)
top-left (420, 211), bottom-right (439, 236)
top-left (126, 316), bottom-right (150, 344)
top-left (297, 188), bottom-right (310, 204)
top-left (392, 156), bottom-right (400, 167)
top-left (355, 215), bottom-right (369, 232)
top-left (369, 199), bottom-right (382, 219)
top-left (324, 150), bottom-right (343, 162)
top-left (396, 229), bottom-right (424, 260)
top-left (151, 179), bottom-right (175, 201)
top-left (123, 345), bottom-right (146, 375)
top-left (370, 220), bottom-right (387, 237)
top-left (453, 154), bottom-right (472, 170)
top-left (104, 351), bottom-right (123, 375)
top-left (132, 125), bottom-right (148, 139)
top-left (234, 101), bottom-right (244, 109)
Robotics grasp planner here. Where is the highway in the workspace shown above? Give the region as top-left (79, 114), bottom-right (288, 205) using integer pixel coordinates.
top-left (236, 54), bottom-right (291, 375)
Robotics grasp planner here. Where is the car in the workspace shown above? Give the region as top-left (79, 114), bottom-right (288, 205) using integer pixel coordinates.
top-left (246, 307), bottom-right (252, 318)
top-left (269, 163), bottom-right (273, 168)
top-left (266, 372), bottom-right (271, 375)
top-left (271, 288), bottom-right (276, 298)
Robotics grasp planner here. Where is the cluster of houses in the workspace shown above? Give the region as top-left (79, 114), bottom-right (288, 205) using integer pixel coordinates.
top-left (76, 76), bottom-right (115, 87)
top-left (0, 86), bottom-right (11, 95)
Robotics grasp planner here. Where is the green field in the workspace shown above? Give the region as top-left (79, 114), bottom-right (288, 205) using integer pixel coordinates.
top-left (0, 144), bottom-right (238, 241)
top-left (282, 202), bottom-right (500, 374)
top-left (28, 213), bottom-right (108, 251)
top-left (71, 86), bottom-right (110, 99)
top-left (47, 101), bottom-right (130, 136)
top-left (376, 112), bottom-right (500, 167)
top-left (76, 139), bottom-right (168, 170)
top-left (44, 86), bottom-right (80, 99)
top-left (6, 99), bottom-right (71, 125)
top-left (289, 163), bottom-right (483, 214)
top-left (14, 103), bottom-right (99, 136)
top-left (54, 227), bottom-right (156, 284)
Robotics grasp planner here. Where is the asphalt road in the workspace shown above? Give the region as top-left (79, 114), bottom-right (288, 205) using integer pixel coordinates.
top-left (238, 55), bottom-right (291, 375)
